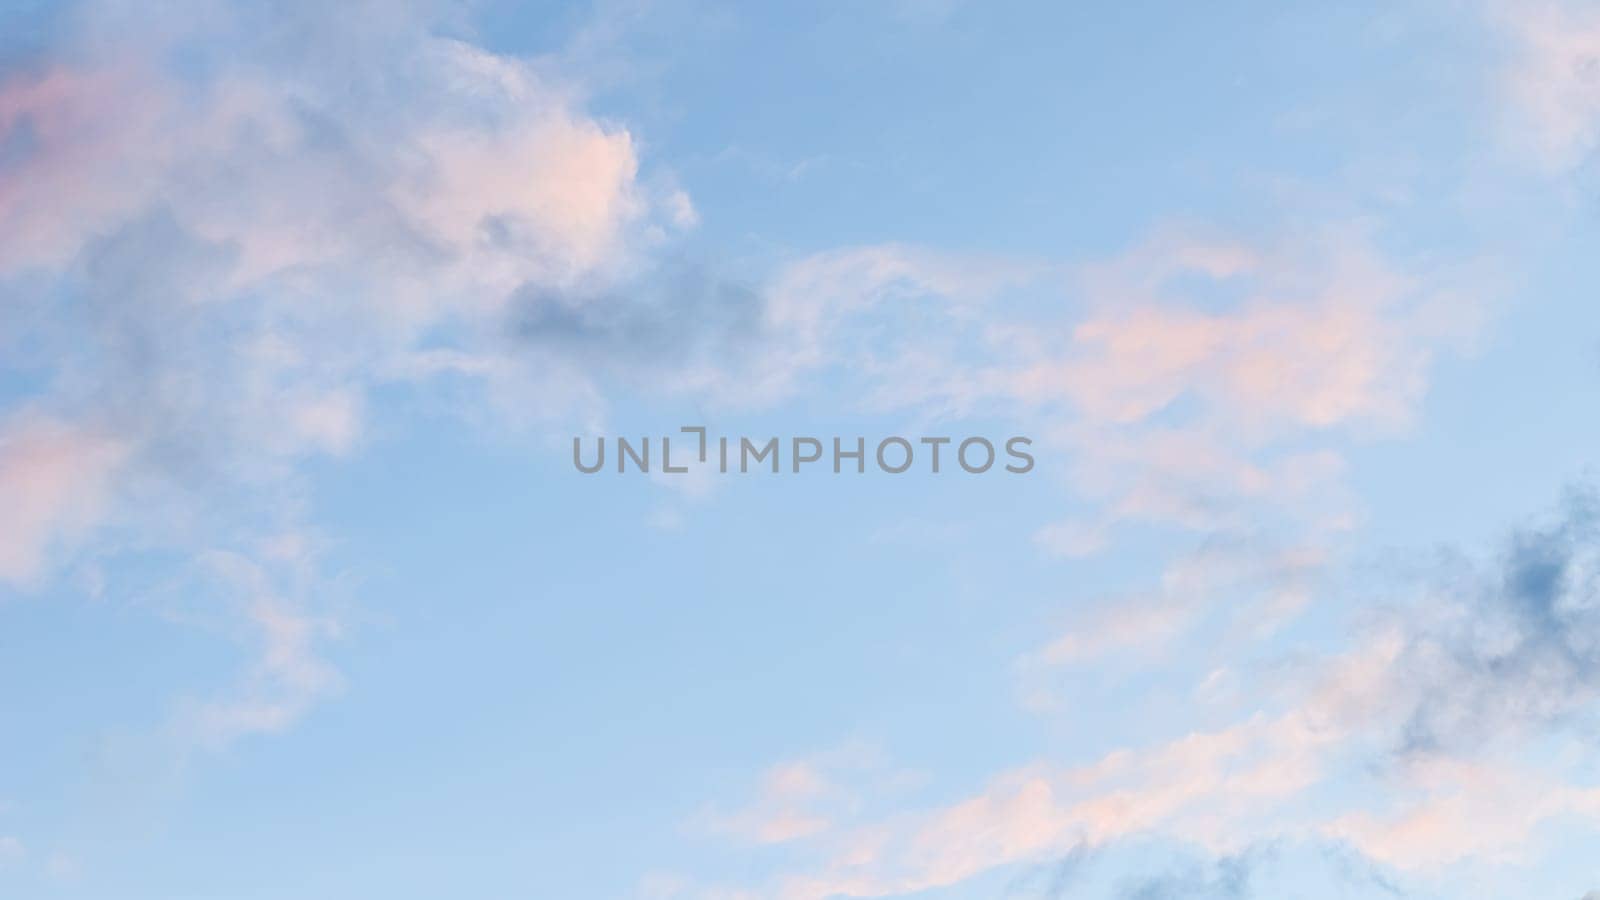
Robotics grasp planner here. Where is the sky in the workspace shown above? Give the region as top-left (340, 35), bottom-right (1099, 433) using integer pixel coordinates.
top-left (3, 0), bottom-right (1600, 898)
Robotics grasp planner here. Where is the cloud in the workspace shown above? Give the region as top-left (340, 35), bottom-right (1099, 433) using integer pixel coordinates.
top-left (710, 242), bottom-right (1042, 410)
top-left (0, 0), bottom-right (692, 763)
top-left (0, 5), bottom-right (1524, 893)
top-left (500, 240), bottom-right (1044, 412)
top-left (1371, 491), bottom-right (1600, 758)
top-left (0, 64), bottom-right (161, 271)
top-left (701, 760), bottom-right (836, 845)
top-left (1058, 233), bottom-right (1444, 430)
top-left (509, 223), bottom-right (1482, 687)
top-left (567, 222), bottom-right (1475, 557)
top-left (0, 1), bottom-right (646, 559)
top-left (749, 711), bottom-right (1339, 900)
top-left (694, 489), bottom-right (1600, 897)
top-left (1496, 0), bottom-right (1600, 171)
top-left (1117, 850), bottom-right (1257, 900)
top-left (627, 224), bottom-right (1475, 555)
top-left (0, 415), bottom-right (125, 585)
top-left (177, 543), bottom-right (345, 748)
top-left (1325, 757), bottom-right (1600, 870)
top-left (1021, 225), bottom-right (1477, 547)
top-left (1022, 540), bottom-right (1323, 672)
top-left (508, 262), bottom-right (767, 396)
top-left (694, 744), bottom-right (912, 848)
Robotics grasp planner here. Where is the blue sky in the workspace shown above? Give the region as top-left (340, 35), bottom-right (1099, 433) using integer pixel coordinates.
top-left (4, 1), bottom-right (1600, 898)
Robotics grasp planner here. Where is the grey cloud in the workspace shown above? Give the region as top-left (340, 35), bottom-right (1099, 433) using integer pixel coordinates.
top-left (508, 262), bottom-right (767, 381)
top-left (57, 207), bottom-right (367, 495)
top-left (1118, 850), bottom-right (1258, 900)
top-left (1113, 842), bottom-right (1403, 900)
top-left (74, 209), bottom-right (243, 483)
top-left (1001, 843), bottom-right (1094, 900)
top-left (1392, 490), bottom-right (1600, 757)
top-left (1319, 842), bottom-right (1404, 897)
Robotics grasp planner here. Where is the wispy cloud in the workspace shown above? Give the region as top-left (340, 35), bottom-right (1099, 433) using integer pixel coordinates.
top-left (1496, 0), bottom-right (1600, 171)
top-left (692, 488), bottom-right (1600, 897)
top-left (0, 415), bottom-right (125, 584)
top-left (1024, 224), bottom-right (1479, 550)
top-left (1021, 540), bottom-right (1323, 674)
top-left (693, 744), bottom-right (916, 848)
top-left (175, 541), bottom-right (346, 748)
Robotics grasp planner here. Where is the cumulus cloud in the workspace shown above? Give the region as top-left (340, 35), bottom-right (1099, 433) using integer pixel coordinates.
top-left (0, 0), bottom-right (689, 753)
top-left (0, 0), bottom-right (656, 566)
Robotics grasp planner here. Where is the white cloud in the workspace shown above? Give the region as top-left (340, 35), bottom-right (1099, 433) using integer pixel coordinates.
top-left (170, 542), bottom-right (345, 748)
top-left (1497, 1), bottom-right (1600, 170)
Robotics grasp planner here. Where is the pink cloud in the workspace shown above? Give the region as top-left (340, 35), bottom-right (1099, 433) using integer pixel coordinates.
top-left (0, 416), bottom-right (125, 585)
